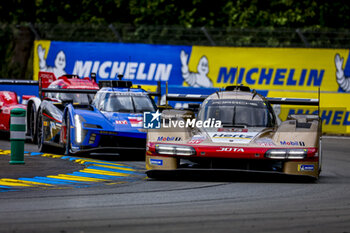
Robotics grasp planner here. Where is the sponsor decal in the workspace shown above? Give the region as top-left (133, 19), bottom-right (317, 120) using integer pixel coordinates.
top-left (188, 135), bottom-right (205, 144)
top-left (217, 147), bottom-right (244, 152)
top-left (143, 110), bottom-right (161, 129)
top-left (257, 142), bottom-right (275, 147)
top-left (298, 164), bottom-right (315, 171)
top-left (208, 132), bottom-right (258, 144)
top-left (157, 136), bottom-right (182, 142)
top-left (188, 140), bottom-right (203, 144)
top-left (116, 120), bottom-right (128, 125)
top-left (191, 135), bottom-right (206, 140)
top-left (280, 141), bottom-right (305, 146)
top-left (255, 138), bottom-right (276, 147)
top-left (218, 128), bottom-right (248, 132)
top-left (150, 158), bottom-right (163, 166)
top-left (43, 121), bottom-right (48, 127)
top-left (128, 116), bottom-right (143, 127)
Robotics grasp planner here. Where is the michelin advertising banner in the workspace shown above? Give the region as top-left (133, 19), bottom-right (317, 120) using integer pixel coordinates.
top-left (33, 40), bottom-right (350, 134)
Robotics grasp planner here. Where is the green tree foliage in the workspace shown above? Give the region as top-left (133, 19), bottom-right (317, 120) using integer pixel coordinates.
top-left (1, 0), bottom-right (350, 79)
top-left (1, 0), bottom-right (349, 28)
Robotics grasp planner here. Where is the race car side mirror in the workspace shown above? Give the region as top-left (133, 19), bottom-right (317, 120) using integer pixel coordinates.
top-left (90, 72), bottom-right (96, 82)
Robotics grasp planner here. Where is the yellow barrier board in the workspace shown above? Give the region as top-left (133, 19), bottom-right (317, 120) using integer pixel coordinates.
top-left (188, 46), bottom-right (350, 92)
top-left (268, 91), bottom-right (350, 134)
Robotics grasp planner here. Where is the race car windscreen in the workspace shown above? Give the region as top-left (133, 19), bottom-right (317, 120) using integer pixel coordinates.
top-left (93, 92), bottom-right (156, 113)
top-left (46, 92), bottom-right (94, 104)
top-left (45, 84), bottom-right (94, 104)
top-left (198, 99), bottom-right (275, 127)
top-left (61, 93), bottom-right (94, 104)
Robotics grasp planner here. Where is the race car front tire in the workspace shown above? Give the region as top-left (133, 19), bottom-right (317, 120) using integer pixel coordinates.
top-left (28, 105), bottom-right (37, 144)
top-left (37, 110), bottom-right (49, 153)
top-left (65, 116), bottom-right (71, 155)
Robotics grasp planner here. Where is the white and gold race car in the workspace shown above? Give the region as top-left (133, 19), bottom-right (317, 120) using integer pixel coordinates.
top-left (145, 85), bottom-right (322, 180)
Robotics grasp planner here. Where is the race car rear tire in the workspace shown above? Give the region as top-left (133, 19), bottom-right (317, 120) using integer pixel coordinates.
top-left (65, 116), bottom-right (71, 155)
top-left (37, 110), bottom-right (49, 153)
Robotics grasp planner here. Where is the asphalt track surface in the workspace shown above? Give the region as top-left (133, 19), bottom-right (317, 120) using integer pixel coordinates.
top-left (0, 137), bottom-right (349, 233)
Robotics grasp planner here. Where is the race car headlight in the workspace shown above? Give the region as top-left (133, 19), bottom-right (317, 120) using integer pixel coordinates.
top-left (155, 144), bottom-right (196, 156)
top-left (74, 114), bottom-right (86, 144)
top-left (265, 149), bottom-right (307, 159)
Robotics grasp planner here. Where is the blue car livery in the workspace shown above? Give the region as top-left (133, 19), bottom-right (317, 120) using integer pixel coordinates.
top-left (62, 85), bottom-right (157, 155)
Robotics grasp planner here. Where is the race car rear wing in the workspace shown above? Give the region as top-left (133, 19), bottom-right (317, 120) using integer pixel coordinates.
top-left (265, 97), bottom-right (319, 106)
top-left (97, 78), bottom-right (162, 105)
top-left (39, 72), bottom-right (162, 104)
top-left (39, 72), bottom-right (99, 100)
top-left (40, 86), bottom-right (162, 97)
top-left (166, 93), bottom-right (209, 102)
top-left (165, 83), bottom-right (320, 107)
top-left (0, 80), bottom-right (38, 85)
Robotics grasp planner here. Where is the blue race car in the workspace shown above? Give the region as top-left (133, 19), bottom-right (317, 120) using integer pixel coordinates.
top-left (62, 80), bottom-right (157, 155)
top-left (38, 79), bottom-right (158, 156)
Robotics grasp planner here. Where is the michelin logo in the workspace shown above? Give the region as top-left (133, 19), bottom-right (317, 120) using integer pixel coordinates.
top-left (217, 67), bottom-right (324, 87)
top-left (180, 50), bottom-right (213, 88)
top-left (335, 53), bottom-right (350, 92)
top-left (298, 164), bottom-right (314, 171)
top-left (150, 159), bottom-right (163, 166)
top-left (38, 44), bottom-right (67, 78)
top-left (73, 61), bottom-right (172, 81)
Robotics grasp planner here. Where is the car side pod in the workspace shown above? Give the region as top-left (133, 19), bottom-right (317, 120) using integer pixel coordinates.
top-left (9, 108), bottom-right (26, 164)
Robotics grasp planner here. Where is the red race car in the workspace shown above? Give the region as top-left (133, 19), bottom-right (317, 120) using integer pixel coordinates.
top-left (0, 91), bottom-right (34, 133)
